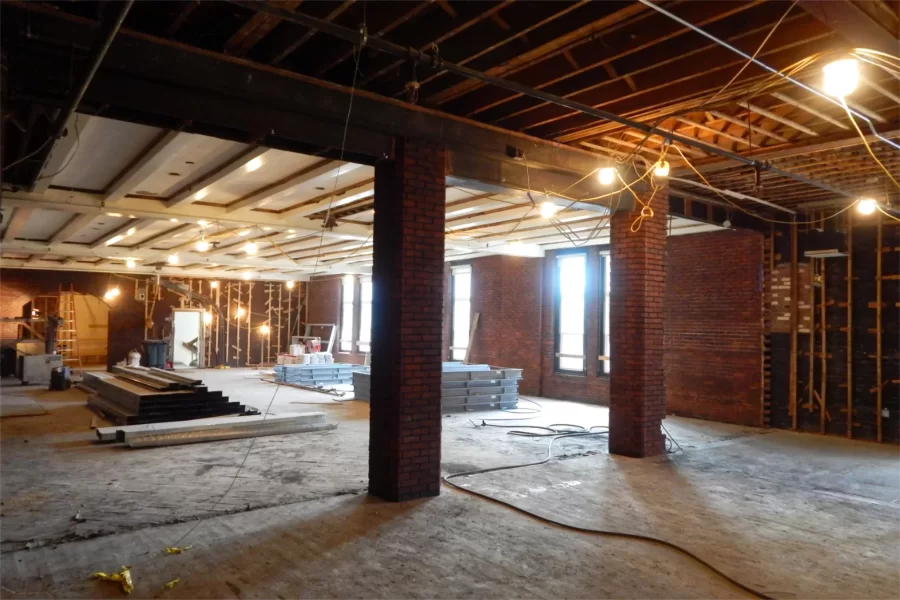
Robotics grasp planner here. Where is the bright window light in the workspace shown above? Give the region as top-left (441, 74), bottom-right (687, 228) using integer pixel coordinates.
top-left (451, 265), bottom-right (471, 361)
top-left (598, 167), bottom-right (616, 186)
top-left (823, 58), bottom-right (858, 98)
top-left (856, 198), bottom-right (877, 215)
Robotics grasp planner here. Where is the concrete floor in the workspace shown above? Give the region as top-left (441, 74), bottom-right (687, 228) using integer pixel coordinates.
top-left (1, 369), bottom-right (898, 599)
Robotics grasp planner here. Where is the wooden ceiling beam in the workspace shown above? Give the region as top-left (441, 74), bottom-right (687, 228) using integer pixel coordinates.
top-left (360, 0), bottom-right (513, 87)
top-left (462, 0), bottom-right (761, 120)
top-left (1, 208), bottom-right (33, 242)
top-left (315, 1), bottom-right (433, 77)
top-left (426, 1), bottom-right (648, 105)
top-left (799, 0), bottom-right (899, 56)
top-left (166, 1), bottom-right (200, 38)
top-left (225, 0), bottom-right (303, 57)
top-left (270, 0), bottom-right (354, 65)
top-left (411, 0), bottom-right (591, 98)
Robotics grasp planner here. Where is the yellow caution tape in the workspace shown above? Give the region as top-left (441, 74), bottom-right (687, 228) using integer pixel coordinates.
top-left (163, 577), bottom-right (180, 590)
top-left (164, 545), bottom-right (193, 555)
top-left (91, 566), bottom-right (134, 594)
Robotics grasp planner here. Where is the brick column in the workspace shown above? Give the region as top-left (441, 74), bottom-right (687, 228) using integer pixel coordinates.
top-left (609, 188), bottom-right (668, 457)
top-left (369, 138), bottom-right (446, 501)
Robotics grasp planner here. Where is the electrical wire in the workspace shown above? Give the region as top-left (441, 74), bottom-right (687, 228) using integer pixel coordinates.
top-left (444, 432), bottom-right (773, 600)
top-left (840, 98), bottom-right (900, 190)
top-left (1, 137), bottom-right (53, 172)
top-left (311, 25), bottom-right (366, 278)
top-left (670, 144), bottom-right (859, 225)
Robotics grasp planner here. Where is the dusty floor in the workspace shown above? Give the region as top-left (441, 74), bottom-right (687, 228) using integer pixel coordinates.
top-left (0, 369), bottom-right (898, 599)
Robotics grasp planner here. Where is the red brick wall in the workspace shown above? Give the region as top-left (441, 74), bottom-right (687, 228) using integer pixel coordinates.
top-left (465, 255), bottom-right (543, 395)
top-left (666, 230), bottom-right (763, 426)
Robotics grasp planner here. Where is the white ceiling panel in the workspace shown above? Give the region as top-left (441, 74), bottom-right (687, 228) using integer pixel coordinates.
top-left (65, 215), bottom-right (130, 244)
top-left (197, 149), bottom-right (328, 207)
top-left (259, 163), bottom-right (374, 212)
top-left (50, 115), bottom-right (163, 191)
top-left (131, 134), bottom-right (249, 198)
top-left (13, 209), bottom-right (72, 241)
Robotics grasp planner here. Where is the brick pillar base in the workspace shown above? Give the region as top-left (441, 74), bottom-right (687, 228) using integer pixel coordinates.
top-left (609, 188), bottom-right (668, 458)
top-left (368, 138), bottom-right (446, 501)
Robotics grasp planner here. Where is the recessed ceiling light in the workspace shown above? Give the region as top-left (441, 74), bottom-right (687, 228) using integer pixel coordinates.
top-left (170, 218), bottom-right (179, 223)
top-left (245, 156), bottom-right (264, 172)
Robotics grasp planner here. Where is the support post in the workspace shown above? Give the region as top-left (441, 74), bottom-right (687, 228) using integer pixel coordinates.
top-left (819, 257), bottom-right (826, 434)
top-left (608, 188), bottom-right (668, 458)
top-left (369, 138), bottom-right (446, 501)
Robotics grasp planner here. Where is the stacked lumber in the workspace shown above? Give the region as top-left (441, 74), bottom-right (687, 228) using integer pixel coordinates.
top-left (96, 412), bottom-right (336, 448)
top-left (82, 367), bottom-right (258, 425)
top-left (274, 363), bottom-right (369, 387)
top-left (353, 362), bottom-right (522, 412)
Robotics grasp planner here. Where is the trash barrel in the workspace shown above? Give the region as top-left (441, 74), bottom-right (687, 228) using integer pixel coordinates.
top-left (49, 366), bottom-right (70, 391)
top-left (141, 340), bottom-right (168, 368)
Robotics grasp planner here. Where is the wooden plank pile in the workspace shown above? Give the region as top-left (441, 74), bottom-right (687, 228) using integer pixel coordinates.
top-left (96, 412), bottom-right (335, 448)
top-left (82, 366), bottom-right (258, 425)
top-left (353, 362), bottom-right (523, 412)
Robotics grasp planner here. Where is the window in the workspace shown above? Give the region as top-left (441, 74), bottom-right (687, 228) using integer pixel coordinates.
top-left (450, 265), bottom-right (472, 361)
top-left (599, 254), bottom-right (611, 375)
top-left (358, 276), bottom-right (372, 353)
top-left (555, 253), bottom-right (587, 372)
top-left (339, 276), bottom-right (355, 352)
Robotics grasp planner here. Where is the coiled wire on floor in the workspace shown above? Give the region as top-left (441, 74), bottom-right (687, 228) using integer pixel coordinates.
top-left (446, 426), bottom-right (773, 599)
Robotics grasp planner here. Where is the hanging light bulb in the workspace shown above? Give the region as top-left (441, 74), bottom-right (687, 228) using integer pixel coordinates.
top-left (198, 220), bottom-right (209, 228)
top-left (203, 311), bottom-right (213, 324)
top-left (168, 253), bottom-right (179, 265)
top-left (259, 324), bottom-right (270, 335)
top-left (236, 306), bottom-right (246, 318)
top-left (823, 58), bottom-right (858, 99)
top-left (244, 241), bottom-right (258, 255)
top-left (125, 259), bottom-right (136, 269)
top-left (196, 237), bottom-right (210, 252)
top-left (856, 198), bottom-right (877, 215)
top-left (598, 167), bottom-right (616, 186)
top-left (242, 271), bottom-right (253, 280)
top-left (539, 201), bottom-right (559, 219)
top-left (654, 160), bottom-right (670, 178)
top-left (210, 281), bottom-right (219, 289)
top-left (285, 281), bottom-right (295, 290)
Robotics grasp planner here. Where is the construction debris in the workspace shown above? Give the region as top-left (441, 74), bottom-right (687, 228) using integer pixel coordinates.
top-left (91, 566), bottom-right (134, 594)
top-left (82, 368), bottom-right (258, 425)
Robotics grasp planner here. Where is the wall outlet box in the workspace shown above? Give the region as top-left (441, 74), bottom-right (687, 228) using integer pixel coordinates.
top-left (882, 408), bottom-right (890, 418)
top-left (135, 288), bottom-right (147, 302)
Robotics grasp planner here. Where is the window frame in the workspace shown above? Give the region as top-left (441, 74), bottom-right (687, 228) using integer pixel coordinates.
top-left (357, 275), bottom-right (372, 353)
top-left (553, 249), bottom-right (588, 375)
top-left (449, 264), bottom-right (472, 361)
top-left (597, 251), bottom-right (611, 376)
top-left (339, 276), bottom-right (356, 353)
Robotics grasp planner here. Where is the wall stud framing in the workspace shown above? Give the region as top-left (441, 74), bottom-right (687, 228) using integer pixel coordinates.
top-left (790, 221), bottom-right (799, 429)
top-left (846, 212), bottom-right (853, 438)
top-left (876, 215), bottom-right (883, 443)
